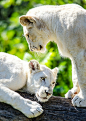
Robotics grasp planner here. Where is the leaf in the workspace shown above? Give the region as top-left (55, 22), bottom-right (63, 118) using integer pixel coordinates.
top-left (23, 52), bottom-right (32, 61)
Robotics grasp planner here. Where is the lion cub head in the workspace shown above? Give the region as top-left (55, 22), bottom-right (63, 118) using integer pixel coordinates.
top-left (27, 60), bottom-right (58, 102)
top-left (19, 6), bottom-right (52, 53)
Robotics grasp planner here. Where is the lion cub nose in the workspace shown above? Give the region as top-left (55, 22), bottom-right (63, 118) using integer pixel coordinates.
top-left (45, 90), bottom-right (51, 96)
top-left (39, 45), bottom-right (43, 50)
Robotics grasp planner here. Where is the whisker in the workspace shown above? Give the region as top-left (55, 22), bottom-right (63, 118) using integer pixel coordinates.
top-left (73, 105), bottom-right (79, 112)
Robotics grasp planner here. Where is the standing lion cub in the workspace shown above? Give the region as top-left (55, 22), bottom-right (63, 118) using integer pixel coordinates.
top-left (20, 4), bottom-right (86, 107)
top-left (0, 52), bottom-right (58, 118)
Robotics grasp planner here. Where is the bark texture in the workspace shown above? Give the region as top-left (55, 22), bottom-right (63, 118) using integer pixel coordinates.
top-left (0, 92), bottom-right (86, 121)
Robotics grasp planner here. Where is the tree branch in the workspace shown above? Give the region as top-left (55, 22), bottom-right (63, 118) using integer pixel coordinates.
top-left (0, 92), bottom-right (86, 121)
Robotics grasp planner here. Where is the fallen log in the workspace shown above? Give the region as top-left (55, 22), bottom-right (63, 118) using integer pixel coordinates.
top-left (0, 91), bottom-right (86, 121)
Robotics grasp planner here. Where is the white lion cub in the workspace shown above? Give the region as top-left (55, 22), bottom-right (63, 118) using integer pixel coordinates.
top-left (20, 4), bottom-right (86, 107)
top-left (0, 52), bottom-right (58, 118)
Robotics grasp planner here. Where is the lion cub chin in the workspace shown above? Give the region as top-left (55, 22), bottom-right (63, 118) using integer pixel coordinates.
top-left (0, 52), bottom-right (58, 118)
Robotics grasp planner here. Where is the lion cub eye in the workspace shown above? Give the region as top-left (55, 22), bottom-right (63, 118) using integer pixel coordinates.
top-left (52, 82), bottom-right (55, 85)
top-left (26, 34), bottom-right (29, 38)
top-left (41, 77), bottom-right (45, 81)
top-left (27, 35), bottom-right (29, 38)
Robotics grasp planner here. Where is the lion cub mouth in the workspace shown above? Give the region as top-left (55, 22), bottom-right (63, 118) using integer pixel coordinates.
top-left (37, 94), bottom-right (47, 99)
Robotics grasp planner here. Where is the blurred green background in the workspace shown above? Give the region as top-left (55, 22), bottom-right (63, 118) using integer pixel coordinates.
top-left (0, 0), bottom-right (86, 97)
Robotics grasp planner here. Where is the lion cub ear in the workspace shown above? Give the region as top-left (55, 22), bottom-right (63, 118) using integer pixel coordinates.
top-left (19, 15), bottom-right (36, 27)
top-left (19, 15), bottom-right (44, 30)
top-left (52, 67), bottom-right (59, 77)
top-left (29, 60), bottom-right (40, 73)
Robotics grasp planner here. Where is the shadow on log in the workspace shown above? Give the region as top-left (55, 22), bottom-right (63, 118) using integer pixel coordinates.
top-left (0, 91), bottom-right (86, 121)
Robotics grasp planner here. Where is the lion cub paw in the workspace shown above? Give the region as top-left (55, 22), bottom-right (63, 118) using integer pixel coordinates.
top-left (22, 99), bottom-right (43, 118)
top-left (29, 102), bottom-right (43, 118)
top-left (65, 87), bottom-right (79, 99)
top-left (65, 90), bottom-right (73, 99)
top-left (65, 90), bottom-right (78, 99)
top-left (72, 93), bottom-right (86, 107)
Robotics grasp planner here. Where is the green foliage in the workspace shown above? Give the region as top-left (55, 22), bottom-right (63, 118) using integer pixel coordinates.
top-left (0, 0), bottom-right (86, 97)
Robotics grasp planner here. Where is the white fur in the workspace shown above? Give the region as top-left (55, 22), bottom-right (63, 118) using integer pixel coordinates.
top-left (0, 52), bottom-right (58, 118)
top-left (20, 4), bottom-right (86, 107)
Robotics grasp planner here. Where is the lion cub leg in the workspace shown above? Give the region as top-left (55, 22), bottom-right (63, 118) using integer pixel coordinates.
top-left (0, 84), bottom-right (43, 118)
top-left (65, 62), bottom-right (80, 99)
top-left (72, 50), bottom-right (86, 107)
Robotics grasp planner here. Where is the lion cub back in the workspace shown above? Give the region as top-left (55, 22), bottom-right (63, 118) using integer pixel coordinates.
top-left (0, 52), bottom-right (27, 90)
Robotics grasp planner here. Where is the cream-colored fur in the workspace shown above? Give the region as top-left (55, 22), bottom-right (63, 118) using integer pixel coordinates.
top-left (0, 52), bottom-right (58, 118)
top-left (20, 4), bottom-right (86, 107)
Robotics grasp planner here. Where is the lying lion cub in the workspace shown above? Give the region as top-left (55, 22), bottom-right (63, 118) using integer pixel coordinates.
top-left (20, 4), bottom-right (86, 107)
top-left (0, 52), bottom-right (58, 118)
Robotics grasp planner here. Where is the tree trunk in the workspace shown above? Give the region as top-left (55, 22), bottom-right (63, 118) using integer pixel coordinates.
top-left (0, 91), bottom-right (86, 121)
